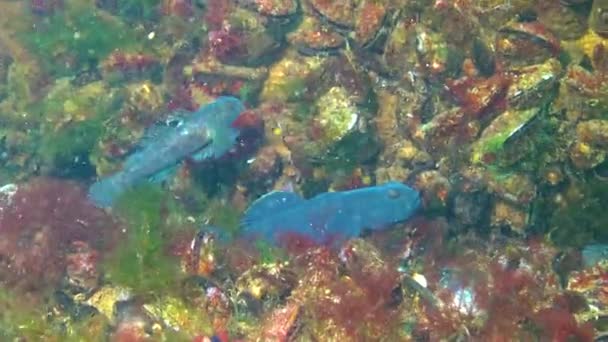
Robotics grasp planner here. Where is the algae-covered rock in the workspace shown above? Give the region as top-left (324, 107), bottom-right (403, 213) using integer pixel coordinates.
top-left (102, 186), bottom-right (182, 295)
top-left (570, 119), bottom-right (608, 169)
top-left (218, 7), bottom-right (284, 67)
top-left (143, 296), bottom-right (214, 337)
top-left (506, 58), bottom-right (562, 109)
top-left (260, 52), bottom-right (326, 102)
top-left (36, 79), bottom-right (124, 176)
top-left (471, 108), bottom-right (540, 165)
top-left (313, 87), bottom-right (359, 147)
top-left (21, 7), bottom-right (148, 77)
top-left (548, 180), bottom-right (608, 248)
top-left (287, 16), bottom-right (345, 55)
top-left (295, 86), bottom-right (370, 163)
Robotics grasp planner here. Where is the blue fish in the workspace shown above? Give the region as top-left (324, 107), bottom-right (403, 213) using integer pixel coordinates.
top-left (240, 181), bottom-right (421, 245)
top-left (88, 96), bottom-right (246, 208)
top-left (582, 244), bottom-right (608, 268)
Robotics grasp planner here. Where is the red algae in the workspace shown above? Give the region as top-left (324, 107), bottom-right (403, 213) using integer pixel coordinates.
top-left (289, 242), bottom-right (402, 339)
top-left (445, 73), bottom-right (510, 118)
top-left (312, 265), bottom-right (402, 339)
top-left (0, 178), bottom-right (119, 297)
top-left (208, 29), bottom-right (247, 63)
top-left (103, 52), bottom-right (158, 73)
top-left (406, 235), bottom-right (591, 341)
top-left (161, 0), bottom-right (193, 18)
top-left (276, 231), bottom-right (321, 256)
top-left (533, 308), bottom-right (594, 342)
top-left (224, 239), bottom-right (260, 275)
top-left (203, 0), bottom-right (232, 31)
top-left (261, 302), bottom-right (302, 341)
top-left (167, 85), bottom-right (197, 112)
top-left (30, 0), bottom-right (63, 15)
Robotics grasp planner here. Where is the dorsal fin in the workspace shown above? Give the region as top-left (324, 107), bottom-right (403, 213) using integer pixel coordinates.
top-left (123, 116), bottom-right (186, 170)
top-left (241, 191), bottom-right (304, 228)
top-left (137, 114), bottom-right (187, 149)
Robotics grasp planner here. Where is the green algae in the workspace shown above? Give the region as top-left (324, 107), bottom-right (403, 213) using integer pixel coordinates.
top-left (33, 80), bottom-right (125, 175)
top-left (471, 104), bottom-right (564, 179)
top-left (471, 108), bottom-right (539, 164)
top-left (103, 185), bottom-right (181, 295)
top-left (39, 119), bottom-right (104, 177)
top-left (255, 239), bottom-right (287, 264)
top-left (143, 296), bottom-right (214, 338)
top-left (204, 199), bottom-right (242, 237)
top-left (547, 179), bottom-right (608, 248)
top-left (318, 130), bottom-right (380, 169)
top-left (0, 289), bottom-right (51, 339)
top-left (0, 285), bottom-right (113, 341)
top-left (4, 62), bottom-right (34, 113)
top-left (20, 5), bottom-right (149, 77)
top-left (114, 0), bottom-right (162, 21)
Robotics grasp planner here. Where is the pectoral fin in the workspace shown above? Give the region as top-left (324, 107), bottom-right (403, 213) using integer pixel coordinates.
top-left (240, 191), bottom-right (304, 229)
top-left (148, 165), bottom-right (179, 184)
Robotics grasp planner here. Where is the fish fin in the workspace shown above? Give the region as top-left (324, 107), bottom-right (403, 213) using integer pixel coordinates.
top-left (241, 191), bottom-right (304, 228)
top-left (123, 113), bottom-right (190, 170)
top-left (122, 151), bottom-right (145, 170)
top-left (148, 164), bottom-right (179, 184)
top-left (137, 115), bottom-right (187, 149)
top-left (88, 174), bottom-right (127, 208)
top-left (190, 140), bottom-right (214, 162)
top-left (202, 97), bottom-right (245, 158)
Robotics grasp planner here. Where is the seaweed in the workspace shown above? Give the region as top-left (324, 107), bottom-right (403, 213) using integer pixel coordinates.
top-left (0, 287), bottom-right (49, 339)
top-left (102, 185), bottom-right (181, 295)
top-left (38, 119), bottom-right (104, 178)
top-left (548, 179), bottom-right (608, 248)
top-left (204, 199), bottom-right (242, 237)
top-left (115, 0), bottom-right (162, 21)
top-left (255, 239), bottom-right (287, 264)
top-left (34, 81), bottom-right (125, 177)
top-left (20, 5), bottom-right (147, 77)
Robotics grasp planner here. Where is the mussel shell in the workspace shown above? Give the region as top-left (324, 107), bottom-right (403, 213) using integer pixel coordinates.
top-left (590, 0), bottom-right (608, 37)
top-left (238, 0), bottom-right (299, 17)
top-left (308, 0), bottom-right (357, 29)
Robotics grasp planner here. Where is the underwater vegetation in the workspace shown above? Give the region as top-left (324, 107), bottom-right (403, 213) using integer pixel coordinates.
top-left (101, 185), bottom-right (181, 295)
top-left (0, 178), bottom-right (119, 299)
top-left (2, 0), bottom-right (608, 340)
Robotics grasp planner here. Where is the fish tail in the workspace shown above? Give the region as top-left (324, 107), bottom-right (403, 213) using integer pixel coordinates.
top-left (87, 173), bottom-right (128, 208)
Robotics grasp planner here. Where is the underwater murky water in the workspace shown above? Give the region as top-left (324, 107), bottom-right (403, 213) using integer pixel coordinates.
top-left (0, 0), bottom-right (607, 340)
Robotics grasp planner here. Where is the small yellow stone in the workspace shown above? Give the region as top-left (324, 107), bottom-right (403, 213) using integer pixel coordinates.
top-left (577, 30), bottom-right (607, 61)
top-left (411, 273), bottom-right (428, 288)
top-left (141, 83), bottom-right (151, 94)
top-left (63, 99), bottom-right (78, 114)
top-left (86, 286), bottom-right (132, 321)
top-left (244, 278), bottom-right (265, 300)
top-left (313, 167), bottom-right (326, 180)
top-left (361, 175), bottom-right (372, 185)
top-left (578, 142), bottom-right (592, 155)
top-left (396, 142), bottom-right (418, 161)
top-left (272, 127), bottom-right (282, 136)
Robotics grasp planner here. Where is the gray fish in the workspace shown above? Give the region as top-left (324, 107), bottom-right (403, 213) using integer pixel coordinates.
top-left (88, 96), bottom-right (245, 208)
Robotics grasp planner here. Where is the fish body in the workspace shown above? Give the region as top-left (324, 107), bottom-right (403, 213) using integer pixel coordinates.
top-left (88, 96), bottom-right (245, 207)
top-left (241, 182), bottom-right (421, 245)
top-left (582, 244), bottom-right (608, 268)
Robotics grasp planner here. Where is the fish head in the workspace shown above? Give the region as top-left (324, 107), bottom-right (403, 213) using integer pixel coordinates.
top-left (362, 181), bottom-right (421, 228)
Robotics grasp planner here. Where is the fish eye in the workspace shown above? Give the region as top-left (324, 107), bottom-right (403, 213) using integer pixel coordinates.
top-left (388, 189), bottom-right (401, 199)
top-left (166, 117), bottom-right (183, 127)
